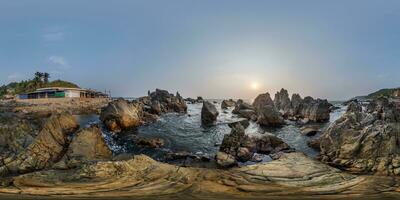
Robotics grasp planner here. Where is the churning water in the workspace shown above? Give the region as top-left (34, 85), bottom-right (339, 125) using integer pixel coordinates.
top-left (75, 100), bottom-right (346, 161)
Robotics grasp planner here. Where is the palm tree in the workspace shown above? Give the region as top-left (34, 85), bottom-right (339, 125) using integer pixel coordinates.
top-left (43, 72), bottom-right (50, 84)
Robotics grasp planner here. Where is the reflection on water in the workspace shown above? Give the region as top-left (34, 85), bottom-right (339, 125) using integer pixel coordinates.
top-left (75, 101), bottom-right (346, 162)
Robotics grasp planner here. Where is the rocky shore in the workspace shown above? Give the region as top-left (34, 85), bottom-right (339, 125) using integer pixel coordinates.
top-left (0, 88), bottom-right (399, 199)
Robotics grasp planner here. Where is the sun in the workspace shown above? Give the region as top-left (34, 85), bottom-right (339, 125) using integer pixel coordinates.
top-left (250, 82), bottom-right (259, 90)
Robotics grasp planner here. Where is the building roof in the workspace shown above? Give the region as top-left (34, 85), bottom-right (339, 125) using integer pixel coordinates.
top-left (35, 87), bottom-right (85, 92)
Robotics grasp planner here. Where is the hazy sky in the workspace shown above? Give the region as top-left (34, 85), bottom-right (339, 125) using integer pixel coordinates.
top-left (1, 0), bottom-right (399, 100)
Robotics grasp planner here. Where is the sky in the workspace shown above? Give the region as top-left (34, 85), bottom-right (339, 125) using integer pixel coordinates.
top-left (0, 0), bottom-right (399, 100)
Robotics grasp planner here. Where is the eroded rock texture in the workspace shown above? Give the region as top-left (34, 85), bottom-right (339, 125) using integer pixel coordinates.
top-left (1, 153), bottom-right (399, 199)
top-left (57, 125), bottom-right (112, 168)
top-left (100, 98), bottom-right (142, 132)
top-left (319, 98), bottom-right (400, 175)
top-left (0, 113), bottom-right (79, 176)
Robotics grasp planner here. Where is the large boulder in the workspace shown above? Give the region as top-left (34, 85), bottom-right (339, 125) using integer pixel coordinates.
top-left (299, 98), bottom-right (331, 122)
top-left (59, 125), bottom-right (112, 168)
top-left (100, 99), bottom-right (143, 132)
top-left (0, 113), bottom-right (79, 177)
top-left (232, 100), bottom-right (257, 120)
top-left (319, 98), bottom-right (400, 175)
top-left (201, 101), bottom-right (219, 126)
top-left (256, 105), bottom-right (285, 126)
top-left (221, 99), bottom-right (236, 109)
top-left (217, 120), bottom-right (290, 167)
top-left (252, 93), bottom-right (274, 111)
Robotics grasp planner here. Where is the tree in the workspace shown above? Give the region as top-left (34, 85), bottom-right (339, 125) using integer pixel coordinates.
top-left (43, 72), bottom-right (50, 84)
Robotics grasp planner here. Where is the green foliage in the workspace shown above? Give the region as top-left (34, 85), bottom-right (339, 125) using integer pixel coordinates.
top-left (0, 72), bottom-right (79, 98)
top-left (367, 88), bottom-right (400, 99)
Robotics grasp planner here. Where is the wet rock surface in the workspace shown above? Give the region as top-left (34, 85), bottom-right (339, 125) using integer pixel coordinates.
top-left (201, 101), bottom-right (219, 126)
top-left (218, 120), bottom-right (290, 167)
top-left (319, 97), bottom-right (400, 175)
top-left (221, 99), bottom-right (236, 109)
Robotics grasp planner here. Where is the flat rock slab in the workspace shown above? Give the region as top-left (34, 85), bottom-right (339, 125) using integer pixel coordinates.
top-left (0, 153), bottom-right (399, 199)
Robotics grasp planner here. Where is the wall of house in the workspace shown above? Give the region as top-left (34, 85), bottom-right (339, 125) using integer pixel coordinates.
top-left (65, 90), bottom-right (81, 98)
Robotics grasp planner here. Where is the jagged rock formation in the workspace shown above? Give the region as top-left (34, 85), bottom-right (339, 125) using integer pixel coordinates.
top-left (273, 89), bottom-right (332, 122)
top-left (100, 99), bottom-right (143, 132)
top-left (274, 88), bottom-right (291, 111)
top-left (218, 120), bottom-right (290, 166)
top-left (0, 113), bottom-right (79, 177)
top-left (221, 99), bottom-right (236, 109)
top-left (55, 125), bottom-right (112, 168)
top-left (148, 89), bottom-right (187, 113)
top-left (201, 101), bottom-right (219, 126)
top-left (319, 98), bottom-right (400, 175)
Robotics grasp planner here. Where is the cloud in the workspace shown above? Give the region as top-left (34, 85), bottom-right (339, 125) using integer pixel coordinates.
top-left (48, 56), bottom-right (70, 69)
top-left (42, 26), bottom-right (65, 42)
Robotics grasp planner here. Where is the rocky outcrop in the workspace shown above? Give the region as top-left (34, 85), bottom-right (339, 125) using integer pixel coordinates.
top-left (201, 101), bottom-right (219, 126)
top-left (272, 90), bottom-right (332, 122)
top-left (100, 99), bottom-right (142, 132)
top-left (134, 137), bottom-right (164, 149)
top-left (221, 99), bottom-right (236, 109)
top-left (232, 100), bottom-right (257, 120)
top-left (319, 97), bottom-right (400, 175)
top-left (0, 113), bottom-right (79, 177)
top-left (148, 89), bottom-right (187, 113)
top-left (2, 152), bottom-right (398, 199)
top-left (218, 120), bottom-right (290, 166)
top-left (256, 105), bottom-right (285, 126)
top-left (274, 88), bottom-right (291, 111)
top-left (0, 114), bottom-right (37, 160)
top-left (56, 125), bottom-right (112, 169)
top-left (252, 93), bottom-right (274, 111)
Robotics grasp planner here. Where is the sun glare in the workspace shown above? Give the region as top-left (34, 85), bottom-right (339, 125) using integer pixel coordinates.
top-left (250, 82), bottom-right (259, 90)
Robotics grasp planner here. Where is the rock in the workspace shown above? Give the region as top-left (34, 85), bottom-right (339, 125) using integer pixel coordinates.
top-left (274, 88), bottom-right (291, 111)
top-left (150, 100), bottom-right (162, 115)
top-left (201, 101), bottom-right (219, 126)
top-left (100, 99), bottom-right (142, 132)
top-left (307, 138), bottom-right (320, 150)
top-left (0, 114), bottom-right (37, 158)
top-left (319, 98), bottom-right (400, 175)
top-left (300, 125), bottom-right (320, 136)
top-left (221, 99), bottom-right (236, 109)
top-left (148, 89), bottom-right (187, 113)
top-left (215, 152), bottom-right (237, 168)
top-left (219, 120), bottom-right (290, 165)
top-left (252, 93), bottom-right (274, 111)
top-left (135, 137), bottom-right (164, 149)
top-left (2, 152), bottom-right (400, 198)
top-left (256, 105), bottom-right (284, 126)
top-left (0, 113), bottom-right (79, 177)
top-left (232, 100), bottom-right (257, 120)
top-left (63, 125), bottom-right (112, 167)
